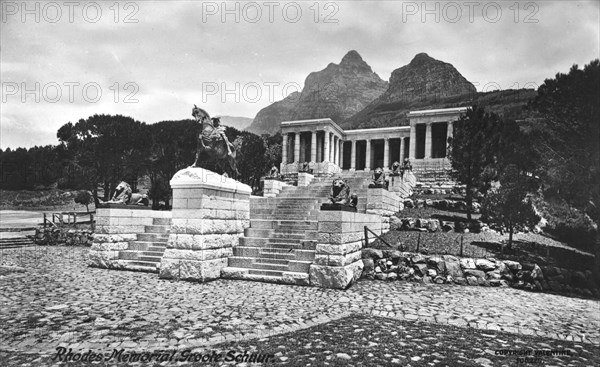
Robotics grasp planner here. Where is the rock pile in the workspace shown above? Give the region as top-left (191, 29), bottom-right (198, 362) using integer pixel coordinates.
top-left (33, 227), bottom-right (93, 246)
top-left (361, 249), bottom-right (599, 298)
top-left (403, 198), bottom-right (481, 213)
top-left (390, 217), bottom-right (489, 233)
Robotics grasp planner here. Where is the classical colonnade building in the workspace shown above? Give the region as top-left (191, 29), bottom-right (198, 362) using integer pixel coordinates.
top-left (280, 107), bottom-right (467, 175)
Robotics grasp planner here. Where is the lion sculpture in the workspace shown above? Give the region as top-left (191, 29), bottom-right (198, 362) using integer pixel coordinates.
top-left (328, 178), bottom-right (357, 207)
top-left (190, 105), bottom-right (240, 177)
top-left (100, 181), bottom-right (149, 206)
top-left (369, 167), bottom-right (389, 189)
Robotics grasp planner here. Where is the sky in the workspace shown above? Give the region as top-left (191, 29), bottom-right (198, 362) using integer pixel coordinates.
top-left (1, 0), bottom-right (599, 149)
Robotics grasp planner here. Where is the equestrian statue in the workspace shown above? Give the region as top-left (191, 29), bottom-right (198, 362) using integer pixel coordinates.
top-left (190, 105), bottom-right (240, 177)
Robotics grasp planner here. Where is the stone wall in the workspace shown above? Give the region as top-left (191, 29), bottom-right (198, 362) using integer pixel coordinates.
top-left (310, 211), bottom-right (382, 289)
top-left (34, 227), bottom-right (93, 246)
top-left (159, 167), bottom-right (251, 282)
top-left (366, 188), bottom-right (402, 233)
top-left (89, 208), bottom-right (171, 269)
top-left (361, 249), bottom-right (599, 298)
top-left (388, 171), bottom-right (416, 197)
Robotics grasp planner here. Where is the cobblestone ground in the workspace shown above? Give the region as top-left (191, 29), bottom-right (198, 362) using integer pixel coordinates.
top-left (1, 246), bottom-right (599, 366)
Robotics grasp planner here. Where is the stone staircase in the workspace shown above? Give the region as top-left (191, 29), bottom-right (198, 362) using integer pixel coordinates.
top-left (118, 217), bottom-right (171, 273)
top-left (222, 171), bottom-right (381, 285)
top-left (0, 236), bottom-right (35, 249)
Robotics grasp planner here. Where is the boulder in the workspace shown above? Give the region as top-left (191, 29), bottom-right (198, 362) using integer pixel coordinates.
top-left (460, 258), bottom-right (477, 269)
top-left (427, 269), bottom-right (438, 278)
top-left (375, 266), bottom-right (382, 274)
top-left (375, 273), bottom-right (386, 280)
top-left (445, 261), bottom-right (463, 278)
top-left (402, 218), bottom-right (416, 230)
top-left (503, 260), bottom-right (522, 272)
top-left (383, 249), bottom-right (402, 259)
top-left (466, 276), bottom-right (478, 286)
top-left (427, 256), bottom-right (446, 274)
top-left (434, 276), bottom-right (445, 284)
top-left (362, 258), bottom-right (374, 274)
top-left (422, 275), bottom-right (432, 284)
top-left (414, 263), bottom-right (428, 277)
top-left (390, 216), bottom-right (403, 231)
top-left (428, 219), bottom-right (439, 232)
top-left (531, 264), bottom-right (544, 280)
top-left (425, 199), bottom-right (434, 207)
top-left (415, 199), bottom-right (424, 208)
top-left (486, 271), bottom-right (502, 280)
top-left (441, 221), bottom-right (455, 232)
top-left (404, 199), bottom-right (414, 208)
top-left (416, 218), bottom-right (429, 228)
top-left (464, 269), bottom-right (486, 279)
top-left (454, 277), bottom-right (467, 285)
top-left (387, 273), bottom-right (398, 281)
top-left (362, 248), bottom-right (383, 260)
top-left (475, 259), bottom-right (497, 271)
top-left (411, 254), bottom-right (427, 264)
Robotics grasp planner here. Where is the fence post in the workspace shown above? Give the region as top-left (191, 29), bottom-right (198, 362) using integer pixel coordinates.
top-left (43, 213), bottom-right (47, 228)
top-left (91, 214), bottom-right (95, 231)
top-left (417, 232), bottom-right (421, 253)
top-left (364, 226), bottom-right (368, 247)
top-left (460, 235), bottom-right (463, 257)
top-left (73, 213), bottom-right (77, 227)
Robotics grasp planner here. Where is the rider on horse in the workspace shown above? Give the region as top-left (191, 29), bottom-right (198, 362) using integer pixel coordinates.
top-left (192, 105), bottom-right (234, 157)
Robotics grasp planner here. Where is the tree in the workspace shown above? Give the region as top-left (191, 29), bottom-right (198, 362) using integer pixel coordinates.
top-left (57, 114), bottom-right (150, 203)
top-left (74, 190), bottom-right (93, 212)
top-left (530, 59), bottom-right (600, 222)
top-left (448, 106), bottom-right (503, 220)
top-left (481, 165), bottom-right (540, 246)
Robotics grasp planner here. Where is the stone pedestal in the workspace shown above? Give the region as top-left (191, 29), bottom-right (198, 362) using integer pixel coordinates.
top-left (298, 172), bottom-right (314, 187)
top-left (309, 211), bottom-right (382, 289)
top-left (263, 178), bottom-right (288, 197)
top-left (159, 168), bottom-right (251, 282)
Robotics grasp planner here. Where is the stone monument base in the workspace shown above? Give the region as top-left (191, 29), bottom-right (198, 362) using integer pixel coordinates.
top-left (159, 167), bottom-right (251, 282)
top-left (319, 203), bottom-right (357, 212)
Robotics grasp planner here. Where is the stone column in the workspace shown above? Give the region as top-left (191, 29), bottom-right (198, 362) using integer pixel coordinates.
top-left (383, 138), bottom-right (390, 170)
top-left (425, 122), bottom-right (432, 159)
top-left (160, 168), bottom-right (251, 282)
top-left (294, 132), bottom-right (301, 163)
top-left (365, 139), bottom-right (371, 171)
top-left (311, 131), bottom-right (317, 162)
top-left (350, 140), bottom-right (356, 171)
top-left (399, 137), bottom-right (404, 162)
top-left (281, 133), bottom-right (288, 165)
top-left (409, 123), bottom-right (417, 160)
top-left (323, 130), bottom-right (330, 162)
top-left (339, 140), bottom-right (344, 169)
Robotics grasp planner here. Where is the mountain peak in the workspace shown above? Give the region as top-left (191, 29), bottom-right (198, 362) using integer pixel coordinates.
top-left (410, 52), bottom-right (434, 66)
top-left (340, 50), bottom-right (364, 65)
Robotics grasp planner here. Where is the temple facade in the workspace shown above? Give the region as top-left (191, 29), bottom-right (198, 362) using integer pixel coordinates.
top-left (280, 107), bottom-right (468, 175)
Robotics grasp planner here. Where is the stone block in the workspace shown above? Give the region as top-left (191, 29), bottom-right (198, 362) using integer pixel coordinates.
top-left (88, 250), bottom-right (120, 268)
top-left (309, 260), bottom-right (364, 289)
top-left (168, 233), bottom-right (239, 250)
top-left (90, 242), bottom-right (129, 252)
top-left (159, 257), bottom-right (227, 282)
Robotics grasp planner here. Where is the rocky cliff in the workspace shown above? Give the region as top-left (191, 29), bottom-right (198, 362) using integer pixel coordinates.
top-left (246, 51), bottom-right (387, 135)
top-left (342, 53), bottom-right (478, 129)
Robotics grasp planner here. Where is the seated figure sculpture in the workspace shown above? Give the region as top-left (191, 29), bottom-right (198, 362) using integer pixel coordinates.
top-left (98, 181), bottom-right (149, 206)
top-left (391, 161), bottom-right (401, 176)
top-left (268, 165), bottom-right (280, 179)
top-left (369, 167), bottom-right (389, 189)
top-left (299, 161), bottom-right (311, 173)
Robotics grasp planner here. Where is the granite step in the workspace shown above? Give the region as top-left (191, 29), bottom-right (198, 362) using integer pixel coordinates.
top-left (144, 225), bottom-right (170, 234)
top-left (152, 217), bottom-right (172, 226)
top-left (221, 267), bottom-right (310, 286)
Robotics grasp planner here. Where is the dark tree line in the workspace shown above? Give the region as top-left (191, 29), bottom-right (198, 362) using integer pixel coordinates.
top-left (0, 115), bottom-right (282, 208)
top-left (449, 59), bottom-right (599, 256)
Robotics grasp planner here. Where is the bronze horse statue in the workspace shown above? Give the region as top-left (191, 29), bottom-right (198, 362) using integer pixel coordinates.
top-left (190, 105), bottom-right (240, 177)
